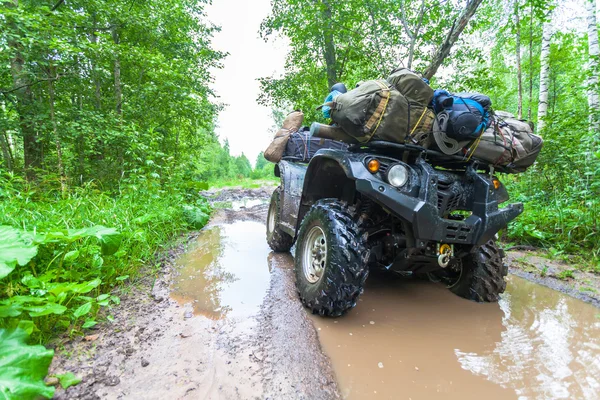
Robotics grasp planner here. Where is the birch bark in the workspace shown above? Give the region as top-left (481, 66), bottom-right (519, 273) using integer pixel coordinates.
top-left (537, 21), bottom-right (551, 133)
top-left (586, 0), bottom-right (599, 134)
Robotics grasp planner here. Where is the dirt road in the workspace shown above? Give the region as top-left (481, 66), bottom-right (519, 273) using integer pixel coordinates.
top-left (50, 186), bottom-right (600, 400)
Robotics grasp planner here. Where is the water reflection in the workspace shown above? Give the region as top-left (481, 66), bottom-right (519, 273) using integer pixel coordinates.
top-left (170, 221), bottom-right (272, 319)
top-left (311, 273), bottom-right (600, 400)
top-left (455, 275), bottom-right (600, 399)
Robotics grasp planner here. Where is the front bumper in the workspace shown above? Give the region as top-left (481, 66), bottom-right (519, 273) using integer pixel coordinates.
top-left (355, 165), bottom-right (523, 247)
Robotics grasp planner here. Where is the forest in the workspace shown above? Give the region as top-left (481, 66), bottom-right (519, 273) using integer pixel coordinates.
top-left (0, 0), bottom-right (598, 398)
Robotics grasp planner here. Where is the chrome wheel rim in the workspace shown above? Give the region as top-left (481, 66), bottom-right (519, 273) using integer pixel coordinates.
top-left (302, 225), bottom-right (327, 284)
top-left (267, 198), bottom-right (276, 235)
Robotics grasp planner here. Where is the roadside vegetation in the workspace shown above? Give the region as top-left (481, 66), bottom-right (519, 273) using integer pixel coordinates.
top-left (0, 1), bottom-right (272, 398)
top-left (259, 0), bottom-right (600, 271)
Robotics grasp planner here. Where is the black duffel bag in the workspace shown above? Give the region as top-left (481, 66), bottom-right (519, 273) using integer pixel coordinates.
top-left (283, 128), bottom-right (348, 162)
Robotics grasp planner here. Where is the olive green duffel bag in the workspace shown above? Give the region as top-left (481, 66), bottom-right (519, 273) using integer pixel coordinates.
top-left (387, 68), bottom-right (434, 106)
top-left (330, 80), bottom-right (433, 144)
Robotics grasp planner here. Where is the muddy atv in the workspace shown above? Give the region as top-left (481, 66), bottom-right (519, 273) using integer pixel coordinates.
top-left (266, 141), bottom-right (523, 317)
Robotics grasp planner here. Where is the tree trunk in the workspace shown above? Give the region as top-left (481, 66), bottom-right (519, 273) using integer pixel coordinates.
top-left (5, 0), bottom-right (42, 180)
top-left (399, 0), bottom-right (427, 70)
top-left (537, 21), bottom-right (551, 134)
top-left (528, 1), bottom-right (533, 120)
top-left (321, 0), bottom-right (337, 89)
top-left (48, 67), bottom-right (66, 193)
top-left (111, 26), bottom-right (123, 115)
top-left (515, 0), bottom-right (523, 119)
top-left (90, 13), bottom-right (102, 110)
top-left (0, 133), bottom-right (12, 171)
top-left (423, 0), bottom-right (484, 80)
top-left (586, 0), bottom-right (599, 134)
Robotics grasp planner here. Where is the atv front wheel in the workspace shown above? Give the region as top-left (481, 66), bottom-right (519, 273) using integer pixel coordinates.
top-left (447, 240), bottom-right (507, 302)
top-left (266, 187), bottom-right (294, 252)
top-left (294, 199), bottom-right (369, 317)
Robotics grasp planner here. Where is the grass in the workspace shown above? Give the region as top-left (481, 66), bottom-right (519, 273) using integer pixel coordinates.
top-left (0, 173), bottom-right (211, 343)
top-left (208, 177), bottom-right (278, 189)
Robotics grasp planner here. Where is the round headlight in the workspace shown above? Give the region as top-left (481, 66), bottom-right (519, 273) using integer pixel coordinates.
top-left (387, 164), bottom-right (409, 187)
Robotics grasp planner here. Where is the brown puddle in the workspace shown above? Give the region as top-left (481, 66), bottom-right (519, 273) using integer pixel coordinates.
top-left (311, 274), bottom-right (600, 400)
top-left (171, 221), bottom-right (271, 319)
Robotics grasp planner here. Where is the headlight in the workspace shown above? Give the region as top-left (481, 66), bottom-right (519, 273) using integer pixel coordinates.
top-left (387, 164), bottom-right (409, 187)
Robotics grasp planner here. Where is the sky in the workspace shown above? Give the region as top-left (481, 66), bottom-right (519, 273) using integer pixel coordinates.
top-left (205, 0), bottom-right (287, 166)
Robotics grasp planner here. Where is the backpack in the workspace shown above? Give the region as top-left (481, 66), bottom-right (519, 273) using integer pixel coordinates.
top-left (387, 68), bottom-right (434, 105)
top-left (330, 79), bottom-right (434, 145)
top-left (433, 90), bottom-right (491, 140)
top-left (330, 80), bottom-right (409, 143)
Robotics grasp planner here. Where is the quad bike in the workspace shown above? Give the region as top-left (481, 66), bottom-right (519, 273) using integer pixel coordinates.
top-left (266, 140), bottom-right (523, 317)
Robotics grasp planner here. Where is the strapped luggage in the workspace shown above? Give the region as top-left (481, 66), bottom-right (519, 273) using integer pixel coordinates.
top-left (386, 68), bottom-right (434, 105)
top-left (264, 110), bottom-right (304, 163)
top-left (433, 90), bottom-right (491, 140)
top-left (283, 128), bottom-right (348, 162)
top-left (330, 79), bottom-right (434, 145)
top-left (468, 111), bottom-right (543, 173)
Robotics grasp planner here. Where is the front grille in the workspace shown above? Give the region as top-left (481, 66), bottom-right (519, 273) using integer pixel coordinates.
top-left (445, 224), bottom-right (473, 242)
top-left (436, 177), bottom-right (462, 216)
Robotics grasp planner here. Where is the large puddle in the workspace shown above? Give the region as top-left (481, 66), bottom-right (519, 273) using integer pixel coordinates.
top-left (170, 221), bottom-right (600, 399)
top-left (311, 274), bottom-right (600, 399)
top-left (171, 221), bottom-right (271, 319)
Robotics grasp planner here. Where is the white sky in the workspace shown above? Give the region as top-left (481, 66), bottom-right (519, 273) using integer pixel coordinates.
top-left (206, 0), bottom-right (287, 166)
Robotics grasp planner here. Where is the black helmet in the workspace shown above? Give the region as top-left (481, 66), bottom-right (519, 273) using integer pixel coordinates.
top-left (330, 83), bottom-right (347, 94)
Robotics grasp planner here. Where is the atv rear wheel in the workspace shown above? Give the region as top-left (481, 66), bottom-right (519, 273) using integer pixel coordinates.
top-left (266, 187), bottom-right (294, 252)
top-left (294, 199), bottom-right (369, 317)
top-left (446, 240), bottom-right (507, 302)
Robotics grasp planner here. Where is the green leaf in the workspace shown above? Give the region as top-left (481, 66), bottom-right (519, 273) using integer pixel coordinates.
top-left (25, 303), bottom-right (67, 317)
top-left (0, 326), bottom-right (55, 399)
top-left (71, 278), bottom-right (101, 294)
top-left (0, 226), bottom-right (38, 280)
top-left (96, 294), bottom-right (110, 302)
top-left (81, 320), bottom-right (97, 329)
top-left (0, 304), bottom-right (23, 318)
top-left (63, 250), bottom-right (79, 263)
top-left (73, 302), bottom-right (92, 319)
top-left (55, 372), bottom-right (81, 390)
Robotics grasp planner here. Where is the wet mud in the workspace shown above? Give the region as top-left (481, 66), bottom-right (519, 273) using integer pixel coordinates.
top-left (49, 186), bottom-right (339, 400)
top-left (48, 186), bottom-right (600, 400)
top-left (310, 273), bottom-right (600, 399)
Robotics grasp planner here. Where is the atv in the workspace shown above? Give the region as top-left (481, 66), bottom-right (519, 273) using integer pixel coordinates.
top-left (266, 140), bottom-right (523, 317)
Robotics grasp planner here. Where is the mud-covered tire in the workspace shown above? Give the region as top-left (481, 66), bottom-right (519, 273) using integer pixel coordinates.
top-left (448, 240), bottom-right (507, 302)
top-left (266, 187), bottom-right (294, 252)
top-left (294, 199), bottom-right (369, 317)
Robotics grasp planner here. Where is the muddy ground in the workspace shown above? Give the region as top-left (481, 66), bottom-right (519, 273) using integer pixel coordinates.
top-left (49, 186), bottom-right (338, 400)
top-left (48, 186), bottom-right (600, 400)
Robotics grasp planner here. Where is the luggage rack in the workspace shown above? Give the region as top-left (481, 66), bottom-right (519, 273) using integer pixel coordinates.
top-left (348, 141), bottom-right (511, 173)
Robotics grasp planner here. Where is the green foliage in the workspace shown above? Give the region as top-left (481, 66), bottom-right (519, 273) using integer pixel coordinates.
top-left (54, 372), bottom-right (81, 390)
top-left (0, 172), bottom-right (211, 342)
top-left (0, 321), bottom-right (55, 400)
top-left (0, 227), bottom-right (38, 280)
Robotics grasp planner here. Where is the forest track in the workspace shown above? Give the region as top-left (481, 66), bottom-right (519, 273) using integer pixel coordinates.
top-left (47, 185), bottom-right (599, 400)
top-left (49, 186), bottom-right (339, 400)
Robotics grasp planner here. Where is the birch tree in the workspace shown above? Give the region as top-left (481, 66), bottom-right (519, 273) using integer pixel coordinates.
top-left (515, 0), bottom-right (523, 119)
top-left (586, 0), bottom-right (599, 134)
top-left (537, 20), bottom-right (552, 133)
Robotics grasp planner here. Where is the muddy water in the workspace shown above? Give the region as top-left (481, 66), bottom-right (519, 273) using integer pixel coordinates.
top-left (171, 220), bottom-right (271, 319)
top-left (311, 274), bottom-right (600, 400)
